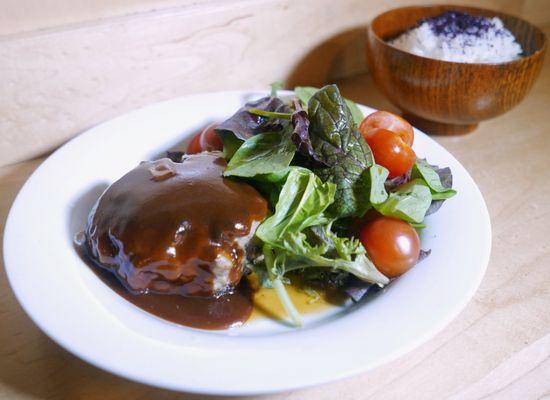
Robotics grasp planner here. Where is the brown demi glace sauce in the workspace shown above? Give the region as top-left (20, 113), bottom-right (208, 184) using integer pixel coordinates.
top-left (78, 153), bottom-right (344, 330)
top-left (77, 245), bottom-right (255, 329)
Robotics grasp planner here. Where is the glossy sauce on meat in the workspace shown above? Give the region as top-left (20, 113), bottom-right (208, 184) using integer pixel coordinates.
top-left (86, 153), bottom-right (267, 298)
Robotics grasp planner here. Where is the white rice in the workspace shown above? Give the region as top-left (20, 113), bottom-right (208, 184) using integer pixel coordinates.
top-left (389, 12), bottom-right (523, 63)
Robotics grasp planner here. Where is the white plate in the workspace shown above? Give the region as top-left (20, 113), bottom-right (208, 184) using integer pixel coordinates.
top-left (3, 91), bottom-right (491, 395)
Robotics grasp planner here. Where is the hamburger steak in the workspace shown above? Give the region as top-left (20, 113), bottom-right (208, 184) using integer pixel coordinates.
top-left (85, 152), bottom-right (268, 297)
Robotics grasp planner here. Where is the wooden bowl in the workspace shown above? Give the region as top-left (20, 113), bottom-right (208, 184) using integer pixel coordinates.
top-left (366, 5), bottom-right (547, 135)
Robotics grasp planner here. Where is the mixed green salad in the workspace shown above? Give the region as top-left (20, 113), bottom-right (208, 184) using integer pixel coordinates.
top-left (183, 84), bottom-right (456, 326)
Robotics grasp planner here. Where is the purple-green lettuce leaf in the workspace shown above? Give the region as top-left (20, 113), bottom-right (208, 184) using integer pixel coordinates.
top-left (418, 248), bottom-right (431, 262)
top-left (165, 151), bottom-right (185, 162)
top-left (424, 163), bottom-right (455, 216)
top-left (215, 96), bottom-right (292, 158)
top-left (295, 86), bottom-right (364, 126)
top-left (384, 171), bottom-right (411, 192)
top-left (343, 277), bottom-right (375, 302)
top-left (307, 85), bottom-right (374, 218)
top-left (290, 99), bottom-right (327, 166)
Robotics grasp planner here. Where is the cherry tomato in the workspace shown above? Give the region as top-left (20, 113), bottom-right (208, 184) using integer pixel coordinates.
top-left (199, 123), bottom-right (223, 152)
top-left (366, 128), bottom-right (415, 177)
top-left (186, 133), bottom-right (202, 154)
top-left (186, 123), bottom-right (223, 154)
top-left (359, 216), bottom-right (420, 278)
top-left (359, 111), bottom-right (414, 146)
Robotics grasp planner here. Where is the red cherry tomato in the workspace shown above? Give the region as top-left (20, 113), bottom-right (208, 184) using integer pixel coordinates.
top-left (199, 123), bottom-right (223, 152)
top-left (186, 133), bottom-right (202, 154)
top-left (359, 216), bottom-right (420, 278)
top-left (186, 123), bottom-right (223, 154)
top-left (365, 129), bottom-right (415, 178)
top-left (359, 111), bottom-right (414, 146)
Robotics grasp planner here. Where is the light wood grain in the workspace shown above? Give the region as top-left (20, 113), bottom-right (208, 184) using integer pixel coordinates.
top-left (0, 0), bottom-right (541, 167)
top-left (1, 24), bottom-right (549, 399)
top-left (0, 0), bottom-right (212, 36)
top-left (0, 0), bottom-right (547, 38)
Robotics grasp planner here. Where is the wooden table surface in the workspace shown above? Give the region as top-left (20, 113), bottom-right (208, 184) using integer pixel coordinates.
top-left (1, 26), bottom-right (549, 400)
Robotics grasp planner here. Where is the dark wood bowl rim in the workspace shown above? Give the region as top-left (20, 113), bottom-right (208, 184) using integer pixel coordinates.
top-left (368, 4), bottom-right (547, 67)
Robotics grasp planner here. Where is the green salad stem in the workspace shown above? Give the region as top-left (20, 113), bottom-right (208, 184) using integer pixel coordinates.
top-left (263, 243), bottom-right (302, 327)
top-left (247, 108), bottom-right (292, 120)
top-left (273, 278), bottom-right (302, 327)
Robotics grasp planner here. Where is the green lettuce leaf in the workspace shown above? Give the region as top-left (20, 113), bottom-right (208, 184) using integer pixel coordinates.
top-left (374, 179), bottom-right (432, 223)
top-left (269, 231), bottom-right (388, 285)
top-left (425, 165), bottom-right (455, 215)
top-left (255, 168), bottom-right (335, 243)
top-left (412, 159), bottom-right (457, 200)
top-left (365, 164), bottom-right (389, 205)
top-left (250, 166), bottom-right (310, 208)
top-left (224, 130), bottom-right (295, 177)
top-left (270, 81), bottom-right (283, 97)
